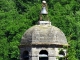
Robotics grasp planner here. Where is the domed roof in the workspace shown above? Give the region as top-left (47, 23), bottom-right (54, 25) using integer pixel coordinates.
top-left (21, 23), bottom-right (68, 46)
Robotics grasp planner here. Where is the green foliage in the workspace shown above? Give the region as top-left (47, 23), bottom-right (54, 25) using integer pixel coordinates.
top-left (0, 0), bottom-right (80, 60)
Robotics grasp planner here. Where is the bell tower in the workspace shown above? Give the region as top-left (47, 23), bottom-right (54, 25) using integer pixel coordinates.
top-left (19, 0), bottom-right (68, 60)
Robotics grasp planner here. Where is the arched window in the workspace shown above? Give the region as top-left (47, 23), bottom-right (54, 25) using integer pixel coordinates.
top-left (22, 51), bottom-right (29, 60)
top-left (39, 50), bottom-right (48, 60)
top-left (59, 50), bottom-right (65, 56)
top-left (59, 50), bottom-right (65, 60)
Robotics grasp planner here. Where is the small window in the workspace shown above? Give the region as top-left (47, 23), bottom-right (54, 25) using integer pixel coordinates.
top-left (22, 51), bottom-right (29, 60)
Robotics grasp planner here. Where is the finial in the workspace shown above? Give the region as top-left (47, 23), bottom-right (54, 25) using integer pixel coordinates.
top-left (42, 0), bottom-right (46, 4)
top-left (41, 0), bottom-right (48, 15)
top-left (38, 1), bottom-right (51, 25)
top-left (40, 0), bottom-right (48, 21)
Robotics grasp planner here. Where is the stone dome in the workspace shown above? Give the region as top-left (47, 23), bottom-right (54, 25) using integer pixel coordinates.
top-left (21, 23), bottom-right (68, 46)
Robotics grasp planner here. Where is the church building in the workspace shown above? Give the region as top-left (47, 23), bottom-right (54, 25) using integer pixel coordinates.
top-left (19, 1), bottom-right (68, 60)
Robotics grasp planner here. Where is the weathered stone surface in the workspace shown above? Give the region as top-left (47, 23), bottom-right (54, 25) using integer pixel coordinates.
top-left (21, 24), bottom-right (68, 46)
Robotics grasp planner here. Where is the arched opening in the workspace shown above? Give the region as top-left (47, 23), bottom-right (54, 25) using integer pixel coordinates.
top-left (59, 50), bottom-right (65, 56)
top-left (59, 50), bottom-right (65, 60)
top-left (22, 51), bottom-right (29, 60)
top-left (39, 50), bottom-right (48, 60)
